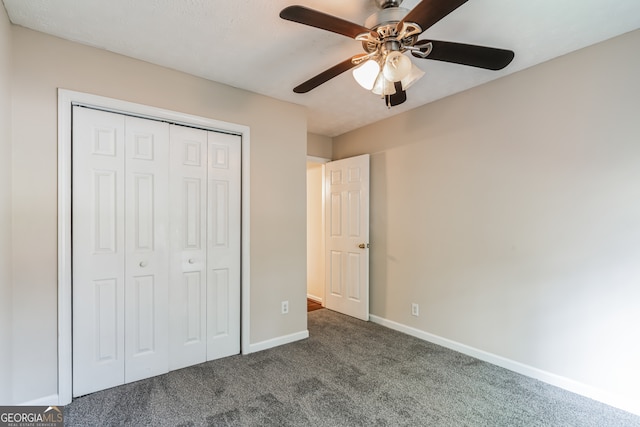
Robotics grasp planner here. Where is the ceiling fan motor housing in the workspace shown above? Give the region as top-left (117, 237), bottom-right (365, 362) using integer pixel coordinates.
top-left (365, 7), bottom-right (409, 29)
top-left (375, 0), bottom-right (404, 9)
top-left (363, 7), bottom-right (416, 54)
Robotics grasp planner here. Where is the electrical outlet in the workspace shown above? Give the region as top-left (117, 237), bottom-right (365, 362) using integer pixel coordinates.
top-left (281, 300), bottom-right (289, 314)
top-left (411, 303), bottom-right (419, 317)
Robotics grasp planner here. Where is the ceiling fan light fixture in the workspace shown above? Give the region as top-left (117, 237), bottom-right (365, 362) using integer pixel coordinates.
top-left (352, 59), bottom-right (381, 90)
top-left (400, 63), bottom-right (425, 90)
top-left (280, 1), bottom-right (515, 106)
top-left (382, 51), bottom-right (412, 82)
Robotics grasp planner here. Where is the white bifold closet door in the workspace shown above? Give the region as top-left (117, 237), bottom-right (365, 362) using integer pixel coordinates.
top-left (169, 125), bottom-right (241, 370)
top-left (72, 106), bottom-right (240, 397)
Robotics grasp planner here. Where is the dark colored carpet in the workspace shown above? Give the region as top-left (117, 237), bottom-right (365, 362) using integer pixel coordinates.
top-left (64, 309), bottom-right (640, 426)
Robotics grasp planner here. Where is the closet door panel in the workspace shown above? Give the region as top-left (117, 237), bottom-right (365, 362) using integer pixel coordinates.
top-left (124, 116), bottom-right (170, 383)
top-left (72, 107), bottom-right (126, 397)
top-left (169, 125), bottom-right (208, 370)
top-left (207, 132), bottom-right (241, 360)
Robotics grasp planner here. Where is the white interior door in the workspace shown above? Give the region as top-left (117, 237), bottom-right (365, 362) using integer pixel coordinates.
top-left (72, 107), bottom-right (126, 396)
top-left (123, 116), bottom-right (170, 383)
top-left (72, 108), bottom-right (171, 395)
top-left (73, 107), bottom-right (241, 396)
top-left (168, 125), bottom-right (208, 370)
top-left (168, 127), bottom-right (241, 367)
top-left (206, 132), bottom-right (241, 360)
top-left (324, 154), bottom-right (370, 321)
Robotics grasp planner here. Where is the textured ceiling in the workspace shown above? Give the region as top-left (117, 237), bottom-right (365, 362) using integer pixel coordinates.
top-left (3, 0), bottom-right (640, 137)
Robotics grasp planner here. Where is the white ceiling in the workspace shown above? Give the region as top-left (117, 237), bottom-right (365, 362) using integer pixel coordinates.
top-left (3, 0), bottom-right (640, 137)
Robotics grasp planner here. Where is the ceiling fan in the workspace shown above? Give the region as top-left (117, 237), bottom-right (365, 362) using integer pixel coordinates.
top-left (280, 0), bottom-right (514, 107)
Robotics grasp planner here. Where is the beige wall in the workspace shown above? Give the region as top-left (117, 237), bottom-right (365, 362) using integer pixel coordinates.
top-left (0, 4), bottom-right (13, 405)
top-left (307, 132), bottom-right (332, 159)
top-left (334, 29), bottom-right (640, 409)
top-left (306, 162), bottom-right (324, 301)
top-left (10, 26), bottom-right (307, 403)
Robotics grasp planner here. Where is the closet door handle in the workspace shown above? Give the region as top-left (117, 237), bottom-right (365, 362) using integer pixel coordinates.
top-left (139, 261), bottom-right (148, 267)
top-left (188, 258), bottom-right (195, 264)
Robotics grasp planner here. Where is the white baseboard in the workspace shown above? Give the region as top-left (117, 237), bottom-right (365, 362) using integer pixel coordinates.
top-left (306, 294), bottom-right (323, 304)
top-left (247, 330), bottom-right (309, 354)
top-left (370, 315), bottom-right (640, 417)
top-left (17, 394), bottom-right (59, 406)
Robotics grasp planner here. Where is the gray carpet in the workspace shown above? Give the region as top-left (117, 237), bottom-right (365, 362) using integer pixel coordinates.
top-left (65, 309), bottom-right (640, 426)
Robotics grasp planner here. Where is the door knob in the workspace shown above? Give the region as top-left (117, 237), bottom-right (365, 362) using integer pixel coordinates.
top-left (188, 258), bottom-right (195, 264)
top-left (139, 261), bottom-right (147, 267)
top-left (358, 243), bottom-right (369, 249)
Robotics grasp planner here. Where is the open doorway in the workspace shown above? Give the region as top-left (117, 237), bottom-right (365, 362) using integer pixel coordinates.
top-left (306, 154), bottom-right (371, 319)
top-left (306, 158), bottom-right (328, 310)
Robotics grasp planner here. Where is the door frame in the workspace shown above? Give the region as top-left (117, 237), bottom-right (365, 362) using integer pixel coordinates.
top-left (306, 156), bottom-right (330, 306)
top-left (57, 89), bottom-right (251, 405)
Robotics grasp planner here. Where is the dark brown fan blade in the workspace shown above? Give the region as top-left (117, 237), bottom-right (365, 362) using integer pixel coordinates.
top-left (412, 40), bottom-right (514, 70)
top-left (293, 57), bottom-right (359, 93)
top-left (280, 5), bottom-right (374, 39)
top-left (385, 82), bottom-right (407, 106)
top-left (399, 0), bottom-right (468, 33)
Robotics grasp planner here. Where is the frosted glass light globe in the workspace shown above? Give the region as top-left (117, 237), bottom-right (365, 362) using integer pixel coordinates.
top-left (371, 73), bottom-right (396, 96)
top-left (352, 59), bottom-right (381, 91)
top-left (401, 64), bottom-right (426, 90)
top-left (382, 51), bottom-right (412, 82)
